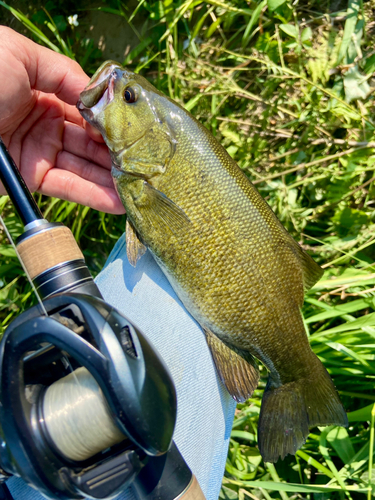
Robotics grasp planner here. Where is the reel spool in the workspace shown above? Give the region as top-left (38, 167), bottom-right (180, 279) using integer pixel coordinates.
top-left (0, 293), bottom-right (177, 499)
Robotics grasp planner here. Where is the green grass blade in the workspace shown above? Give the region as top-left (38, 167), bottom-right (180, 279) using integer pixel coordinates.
top-left (225, 479), bottom-right (368, 493)
top-left (368, 404), bottom-right (375, 500)
top-left (326, 427), bottom-right (356, 464)
top-left (337, 0), bottom-right (360, 64)
top-left (306, 298), bottom-right (374, 324)
top-left (123, 37), bottom-right (153, 66)
top-left (242, 0), bottom-right (267, 47)
top-left (319, 427), bottom-right (350, 494)
top-left (265, 463), bottom-right (289, 500)
top-left (296, 449), bottom-right (334, 478)
top-left (0, 1), bottom-right (62, 53)
top-left (348, 404), bottom-right (375, 423)
top-left (311, 312), bottom-right (375, 337)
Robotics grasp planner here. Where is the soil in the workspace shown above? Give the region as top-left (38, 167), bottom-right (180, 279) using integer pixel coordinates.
top-left (0, 0), bottom-right (147, 64)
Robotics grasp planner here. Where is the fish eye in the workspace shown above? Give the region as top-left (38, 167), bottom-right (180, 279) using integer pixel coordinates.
top-left (124, 87), bottom-right (138, 103)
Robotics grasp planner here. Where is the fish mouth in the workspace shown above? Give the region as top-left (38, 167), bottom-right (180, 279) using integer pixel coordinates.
top-left (76, 62), bottom-right (122, 122)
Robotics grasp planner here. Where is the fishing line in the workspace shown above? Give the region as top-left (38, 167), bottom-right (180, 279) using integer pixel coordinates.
top-left (0, 213), bottom-right (48, 317)
top-left (60, 353), bottom-right (81, 388)
top-left (42, 367), bottom-right (125, 461)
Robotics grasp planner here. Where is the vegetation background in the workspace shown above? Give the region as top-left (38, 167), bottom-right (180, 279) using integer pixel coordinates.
top-left (0, 0), bottom-right (375, 498)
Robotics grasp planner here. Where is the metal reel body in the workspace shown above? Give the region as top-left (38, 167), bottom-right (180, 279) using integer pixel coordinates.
top-left (0, 294), bottom-right (177, 499)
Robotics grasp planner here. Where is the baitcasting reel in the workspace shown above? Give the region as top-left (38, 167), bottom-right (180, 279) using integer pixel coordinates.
top-left (0, 292), bottom-right (177, 499)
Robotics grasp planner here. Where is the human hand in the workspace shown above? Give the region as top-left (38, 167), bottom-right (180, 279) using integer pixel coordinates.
top-left (0, 27), bottom-right (124, 214)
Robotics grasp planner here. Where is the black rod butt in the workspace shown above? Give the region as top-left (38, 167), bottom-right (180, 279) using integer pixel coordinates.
top-left (0, 136), bottom-right (43, 226)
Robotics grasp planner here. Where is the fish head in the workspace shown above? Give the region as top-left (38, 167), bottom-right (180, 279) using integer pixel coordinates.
top-left (77, 61), bottom-right (175, 170)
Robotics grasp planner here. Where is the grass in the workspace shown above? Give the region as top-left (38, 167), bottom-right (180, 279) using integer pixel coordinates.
top-left (1, 0), bottom-right (375, 498)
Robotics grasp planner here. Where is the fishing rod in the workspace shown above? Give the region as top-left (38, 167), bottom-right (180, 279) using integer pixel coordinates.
top-left (0, 136), bottom-right (205, 500)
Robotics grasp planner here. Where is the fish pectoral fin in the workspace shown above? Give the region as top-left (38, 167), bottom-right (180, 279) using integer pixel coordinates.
top-left (204, 327), bottom-right (259, 402)
top-left (139, 182), bottom-right (191, 235)
top-left (126, 219), bottom-right (147, 267)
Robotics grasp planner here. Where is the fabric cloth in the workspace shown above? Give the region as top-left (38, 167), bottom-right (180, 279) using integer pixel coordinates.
top-left (7, 234), bottom-right (236, 500)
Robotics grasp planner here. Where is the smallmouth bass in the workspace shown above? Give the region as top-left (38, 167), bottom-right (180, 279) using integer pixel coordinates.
top-left (77, 61), bottom-right (347, 463)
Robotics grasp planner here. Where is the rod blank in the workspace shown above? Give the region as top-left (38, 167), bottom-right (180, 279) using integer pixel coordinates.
top-left (0, 136), bottom-right (43, 226)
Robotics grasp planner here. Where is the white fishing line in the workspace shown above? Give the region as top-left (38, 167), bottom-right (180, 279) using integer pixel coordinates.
top-left (0, 214), bottom-right (48, 317)
top-left (43, 366), bottom-right (126, 461)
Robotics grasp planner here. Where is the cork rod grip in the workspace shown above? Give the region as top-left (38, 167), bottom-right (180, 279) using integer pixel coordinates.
top-left (16, 226), bottom-right (84, 280)
top-left (179, 475), bottom-right (205, 500)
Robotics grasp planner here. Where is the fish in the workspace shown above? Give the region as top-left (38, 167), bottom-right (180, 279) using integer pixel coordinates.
top-left (77, 61), bottom-right (348, 463)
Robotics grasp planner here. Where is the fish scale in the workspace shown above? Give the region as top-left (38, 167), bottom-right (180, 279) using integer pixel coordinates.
top-left (77, 60), bottom-right (348, 463)
top-left (158, 158), bottom-right (297, 353)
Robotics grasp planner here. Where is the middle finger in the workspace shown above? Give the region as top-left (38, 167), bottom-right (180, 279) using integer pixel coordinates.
top-left (55, 150), bottom-right (114, 188)
top-left (62, 121), bottom-right (111, 169)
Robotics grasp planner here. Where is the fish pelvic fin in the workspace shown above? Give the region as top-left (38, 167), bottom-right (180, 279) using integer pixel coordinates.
top-left (258, 358), bottom-right (347, 463)
top-left (204, 328), bottom-right (259, 402)
top-left (126, 219), bottom-right (147, 267)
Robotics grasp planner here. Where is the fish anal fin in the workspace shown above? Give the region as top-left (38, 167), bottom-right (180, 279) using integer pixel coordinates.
top-left (204, 327), bottom-right (259, 402)
top-left (258, 358), bottom-right (347, 463)
top-left (126, 219), bottom-right (147, 267)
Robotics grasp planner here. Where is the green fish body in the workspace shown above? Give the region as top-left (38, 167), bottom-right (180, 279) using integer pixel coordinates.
top-left (77, 61), bottom-right (347, 462)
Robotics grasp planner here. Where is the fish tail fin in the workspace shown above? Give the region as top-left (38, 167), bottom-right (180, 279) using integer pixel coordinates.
top-left (258, 359), bottom-right (347, 463)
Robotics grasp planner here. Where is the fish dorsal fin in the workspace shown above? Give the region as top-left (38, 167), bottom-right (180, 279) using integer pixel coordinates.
top-left (287, 238), bottom-right (324, 291)
top-left (139, 182), bottom-right (191, 235)
top-left (204, 327), bottom-right (259, 402)
top-left (126, 219), bottom-right (147, 267)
